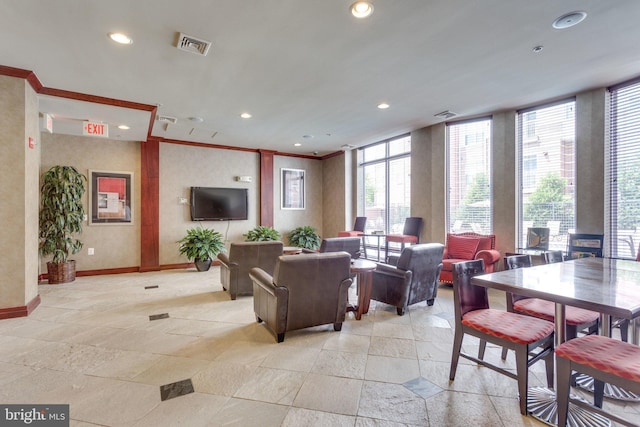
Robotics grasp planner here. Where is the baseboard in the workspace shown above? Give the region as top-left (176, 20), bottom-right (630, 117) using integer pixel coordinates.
top-left (0, 294), bottom-right (41, 320)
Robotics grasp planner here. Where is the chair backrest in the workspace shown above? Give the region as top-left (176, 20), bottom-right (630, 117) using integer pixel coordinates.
top-left (543, 250), bottom-right (564, 264)
top-left (402, 217), bottom-right (423, 237)
top-left (319, 237), bottom-right (361, 259)
top-left (229, 241), bottom-right (284, 275)
top-left (395, 243), bottom-right (444, 281)
top-left (637, 243), bottom-right (640, 262)
top-left (446, 232), bottom-right (496, 251)
top-left (452, 259), bottom-right (487, 318)
top-left (567, 233), bottom-right (604, 259)
top-left (273, 252), bottom-right (352, 329)
top-left (504, 254), bottom-right (532, 270)
top-left (353, 216), bottom-right (367, 232)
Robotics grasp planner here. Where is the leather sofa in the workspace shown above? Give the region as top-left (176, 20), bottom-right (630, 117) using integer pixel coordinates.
top-left (217, 241), bottom-right (283, 300)
top-left (370, 243), bottom-right (444, 315)
top-left (249, 252), bottom-right (352, 342)
top-left (439, 232), bottom-right (500, 284)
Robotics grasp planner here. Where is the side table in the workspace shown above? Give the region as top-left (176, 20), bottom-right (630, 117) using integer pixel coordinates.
top-left (347, 259), bottom-right (377, 320)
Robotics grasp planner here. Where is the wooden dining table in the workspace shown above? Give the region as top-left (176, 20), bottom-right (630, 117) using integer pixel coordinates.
top-left (471, 257), bottom-right (640, 426)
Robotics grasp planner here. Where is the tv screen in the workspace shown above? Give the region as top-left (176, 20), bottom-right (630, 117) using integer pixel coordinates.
top-left (190, 187), bottom-right (248, 221)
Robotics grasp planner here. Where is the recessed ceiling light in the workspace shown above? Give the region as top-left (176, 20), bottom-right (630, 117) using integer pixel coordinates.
top-left (351, 2), bottom-right (374, 18)
top-left (302, 134), bottom-right (313, 139)
top-left (240, 112), bottom-right (252, 119)
top-left (189, 116), bottom-right (204, 123)
top-left (294, 143), bottom-right (302, 147)
top-left (552, 11), bottom-right (587, 29)
top-left (108, 32), bottom-right (133, 45)
top-left (377, 103), bottom-right (390, 109)
top-left (117, 125), bottom-right (130, 130)
top-left (532, 45), bottom-right (544, 53)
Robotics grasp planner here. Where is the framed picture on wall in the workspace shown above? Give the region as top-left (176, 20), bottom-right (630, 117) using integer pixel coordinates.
top-left (281, 168), bottom-right (305, 210)
top-left (89, 170), bottom-right (133, 225)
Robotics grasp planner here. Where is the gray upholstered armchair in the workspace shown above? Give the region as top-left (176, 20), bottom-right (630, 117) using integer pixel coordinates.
top-left (249, 252), bottom-right (353, 343)
top-left (302, 237), bottom-right (362, 259)
top-left (217, 241), bottom-right (283, 300)
top-left (370, 243), bottom-right (444, 315)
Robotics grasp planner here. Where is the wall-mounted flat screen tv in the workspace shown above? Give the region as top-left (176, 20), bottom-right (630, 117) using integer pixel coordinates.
top-left (190, 187), bottom-right (248, 221)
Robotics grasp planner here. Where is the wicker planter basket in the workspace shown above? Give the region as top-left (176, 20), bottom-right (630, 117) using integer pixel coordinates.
top-left (47, 260), bottom-right (76, 284)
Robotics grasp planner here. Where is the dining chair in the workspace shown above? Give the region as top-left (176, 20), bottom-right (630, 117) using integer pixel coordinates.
top-left (338, 216), bottom-right (367, 258)
top-left (500, 254), bottom-right (599, 360)
top-left (556, 335), bottom-right (640, 427)
top-left (449, 259), bottom-right (555, 415)
top-left (338, 216), bottom-right (367, 237)
top-left (384, 217), bottom-right (422, 263)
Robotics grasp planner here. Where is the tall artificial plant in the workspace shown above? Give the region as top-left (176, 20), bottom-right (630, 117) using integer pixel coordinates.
top-left (39, 166), bottom-right (87, 264)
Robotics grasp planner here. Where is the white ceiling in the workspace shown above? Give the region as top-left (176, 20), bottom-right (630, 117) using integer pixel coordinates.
top-left (3, 1), bottom-right (640, 156)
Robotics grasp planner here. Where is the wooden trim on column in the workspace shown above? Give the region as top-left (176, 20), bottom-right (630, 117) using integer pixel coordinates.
top-left (0, 295), bottom-right (41, 320)
top-left (140, 138), bottom-right (160, 271)
top-left (259, 150), bottom-right (276, 227)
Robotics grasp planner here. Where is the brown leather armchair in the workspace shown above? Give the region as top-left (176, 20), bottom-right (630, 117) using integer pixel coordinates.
top-left (370, 243), bottom-right (444, 315)
top-left (249, 252), bottom-right (353, 343)
top-left (217, 241), bottom-right (283, 300)
top-left (302, 237), bottom-right (362, 259)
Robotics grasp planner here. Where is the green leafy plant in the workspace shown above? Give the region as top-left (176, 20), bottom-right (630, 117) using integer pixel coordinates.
top-left (177, 226), bottom-right (226, 261)
top-left (39, 165), bottom-right (87, 264)
top-left (244, 225), bottom-right (280, 242)
top-left (288, 226), bottom-right (321, 250)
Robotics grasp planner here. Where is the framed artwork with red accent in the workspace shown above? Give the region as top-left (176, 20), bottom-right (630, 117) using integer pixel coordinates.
top-left (89, 170), bottom-right (133, 225)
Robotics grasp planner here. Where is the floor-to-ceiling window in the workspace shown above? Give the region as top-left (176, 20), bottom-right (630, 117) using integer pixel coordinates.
top-left (607, 79), bottom-right (640, 259)
top-left (359, 135), bottom-right (411, 235)
top-left (517, 99), bottom-right (576, 250)
top-left (446, 118), bottom-right (492, 234)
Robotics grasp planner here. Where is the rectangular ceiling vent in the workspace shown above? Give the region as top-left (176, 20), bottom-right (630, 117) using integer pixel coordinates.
top-left (157, 115), bottom-right (178, 124)
top-left (434, 110), bottom-right (458, 119)
top-left (176, 33), bottom-right (212, 56)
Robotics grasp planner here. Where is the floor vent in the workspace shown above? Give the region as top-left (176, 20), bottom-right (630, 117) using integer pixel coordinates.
top-left (176, 33), bottom-right (212, 56)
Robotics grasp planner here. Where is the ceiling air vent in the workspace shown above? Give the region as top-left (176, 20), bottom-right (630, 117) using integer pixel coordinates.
top-left (434, 110), bottom-right (457, 120)
top-left (157, 115), bottom-right (178, 124)
top-left (176, 33), bottom-right (212, 56)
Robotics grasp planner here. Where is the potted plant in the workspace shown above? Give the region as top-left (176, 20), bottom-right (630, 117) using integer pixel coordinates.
top-left (177, 226), bottom-right (226, 271)
top-left (288, 226), bottom-right (321, 250)
top-left (39, 165), bottom-right (87, 284)
top-left (244, 225), bottom-right (280, 242)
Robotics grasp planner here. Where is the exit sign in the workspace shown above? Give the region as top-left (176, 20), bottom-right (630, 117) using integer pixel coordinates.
top-left (83, 121), bottom-right (109, 138)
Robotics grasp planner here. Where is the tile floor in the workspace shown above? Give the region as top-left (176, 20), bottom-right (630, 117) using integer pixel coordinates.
top-left (0, 267), bottom-right (638, 426)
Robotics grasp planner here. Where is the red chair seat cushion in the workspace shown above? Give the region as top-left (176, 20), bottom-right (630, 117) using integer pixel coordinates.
top-left (447, 235), bottom-right (480, 260)
top-left (338, 231), bottom-right (363, 237)
top-left (386, 234), bottom-right (418, 244)
top-left (514, 298), bottom-right (599, 325)
top-left (462, 309), bottom-right (554, 345)
top-left (555, 335), bottom-right (640, 382)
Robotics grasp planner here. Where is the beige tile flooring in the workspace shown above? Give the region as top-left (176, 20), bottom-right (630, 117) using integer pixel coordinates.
top-left (1, 267), bottom-right (639, 426)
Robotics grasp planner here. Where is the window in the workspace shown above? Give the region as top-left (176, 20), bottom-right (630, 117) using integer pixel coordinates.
top-left (606, 79), bottom-right (640, 259)
top-left (446, 118), bottom-right (492, 234)
top-left (360, 135), bottom-right (411, 235)
top-left (517, 100), bottom-right (576, 250)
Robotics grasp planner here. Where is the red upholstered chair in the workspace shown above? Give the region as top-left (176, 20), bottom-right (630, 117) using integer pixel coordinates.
top-left (500, 254), bottom-right (599, 360)
top-left (439, 232), bottom-right (501, 284)
top-left (449, 259), bottom-right (555, 415)
top-left (337, 216), bottom-right (367, 237)
top-left (384, 217), bottom-right (422, 262)
top-left (556, 335), bottom-right (640, 427)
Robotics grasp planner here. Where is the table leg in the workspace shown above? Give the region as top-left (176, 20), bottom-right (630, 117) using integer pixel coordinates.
top-left (355, 271), bottom-right (373, 320)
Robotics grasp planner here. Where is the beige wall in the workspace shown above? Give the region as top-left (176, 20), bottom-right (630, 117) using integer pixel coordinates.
top-left (273, 155), bottom-right (323, 243)
top-left (322, 152), bottom-right (347, 238)
top-left (159, 143), bottom-right (260, 264)
top-left (41, 133), bottom-right (141, 270)
top-left (0, 75), bottom-right (39, 307)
